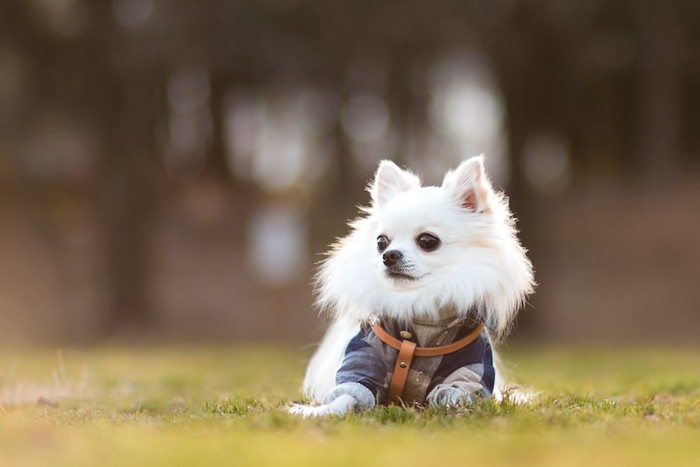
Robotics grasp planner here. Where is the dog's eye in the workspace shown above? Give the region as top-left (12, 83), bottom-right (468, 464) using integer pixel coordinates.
top-left (377, 235), bottom-right (390, 252)
top-left (417, 233), bottom-right (440, 251)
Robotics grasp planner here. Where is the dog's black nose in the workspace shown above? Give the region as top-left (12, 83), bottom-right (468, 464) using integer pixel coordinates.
top-left (382, 250), bottom-right (402, 267)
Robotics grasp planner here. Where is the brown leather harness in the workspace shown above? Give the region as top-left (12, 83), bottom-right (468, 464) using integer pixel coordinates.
top-left (370, 321), bottom-right (485, 404)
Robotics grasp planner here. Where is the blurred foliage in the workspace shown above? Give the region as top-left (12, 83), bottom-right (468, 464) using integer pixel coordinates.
top-left (1, 1), bottom-right (700, 341)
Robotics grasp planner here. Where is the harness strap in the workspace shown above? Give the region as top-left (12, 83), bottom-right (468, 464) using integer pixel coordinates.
top-left (371, 321), bottom-right (485, 404)
top-left (387, 339), bottom-right (416, 404)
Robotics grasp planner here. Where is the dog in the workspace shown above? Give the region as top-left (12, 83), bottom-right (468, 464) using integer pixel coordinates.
top-left (289, 156), bottom-right (534, 417)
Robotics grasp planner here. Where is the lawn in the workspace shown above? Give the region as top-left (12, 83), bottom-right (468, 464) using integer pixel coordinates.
top-left (0, 344), bottom-right (698, 466)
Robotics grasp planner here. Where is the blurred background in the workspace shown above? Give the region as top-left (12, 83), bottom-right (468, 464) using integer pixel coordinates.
top-left (0, 0), bottom-right (698, 346)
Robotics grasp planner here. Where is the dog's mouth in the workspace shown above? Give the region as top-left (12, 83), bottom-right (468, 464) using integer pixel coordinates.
top-left (385, 271), bottom-right (419, 281)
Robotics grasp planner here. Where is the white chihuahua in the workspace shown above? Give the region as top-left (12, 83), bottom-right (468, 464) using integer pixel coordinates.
top-left (290, 156), bottom-right (535, 417)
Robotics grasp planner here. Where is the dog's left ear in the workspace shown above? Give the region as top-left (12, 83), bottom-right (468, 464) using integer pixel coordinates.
top-left (442, 155), bottom-right (493, 213)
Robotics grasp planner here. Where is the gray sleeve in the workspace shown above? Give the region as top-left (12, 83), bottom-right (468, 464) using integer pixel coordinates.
top-left (323, 382), bottom-right (376, 410)
top-left (440, 365), bottom-right (489, 395)
top-left (426, 365), bottom-right (488, 407)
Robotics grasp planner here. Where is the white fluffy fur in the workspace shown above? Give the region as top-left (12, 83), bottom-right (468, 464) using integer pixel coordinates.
top-left (301, 156), bottom-right (535, 406)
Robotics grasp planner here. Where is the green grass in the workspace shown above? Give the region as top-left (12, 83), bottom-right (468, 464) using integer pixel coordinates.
top-left (0, 345), bottom-right (698, 466)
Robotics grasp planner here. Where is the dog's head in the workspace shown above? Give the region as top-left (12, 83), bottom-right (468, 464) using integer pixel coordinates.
top-left (316, 156), bottom-right (535, 340)
top-left (369, 157), bottom-right (495, 290)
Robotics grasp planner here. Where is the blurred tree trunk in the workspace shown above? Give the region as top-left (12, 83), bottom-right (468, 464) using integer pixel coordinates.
top-left (636, 1), bottom-right (683, 179)
top-left (98, 87), bottom-right (157, 333)
top-left (206, 72), bottom-right (231, 181)
top-left (91, 5), bottom-right (162, 335)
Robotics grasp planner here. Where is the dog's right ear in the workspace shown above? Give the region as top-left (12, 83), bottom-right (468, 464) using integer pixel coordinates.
top-left (369, 160), bottom-right (421, 208)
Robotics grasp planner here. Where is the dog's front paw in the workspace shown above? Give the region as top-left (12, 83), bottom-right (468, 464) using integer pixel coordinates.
top-left (426, 385), bottom-right (473, 408)
top-left (288, 394), bottom-right (358, 417)
top-left (288, 403), bottom-right (333, 418)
